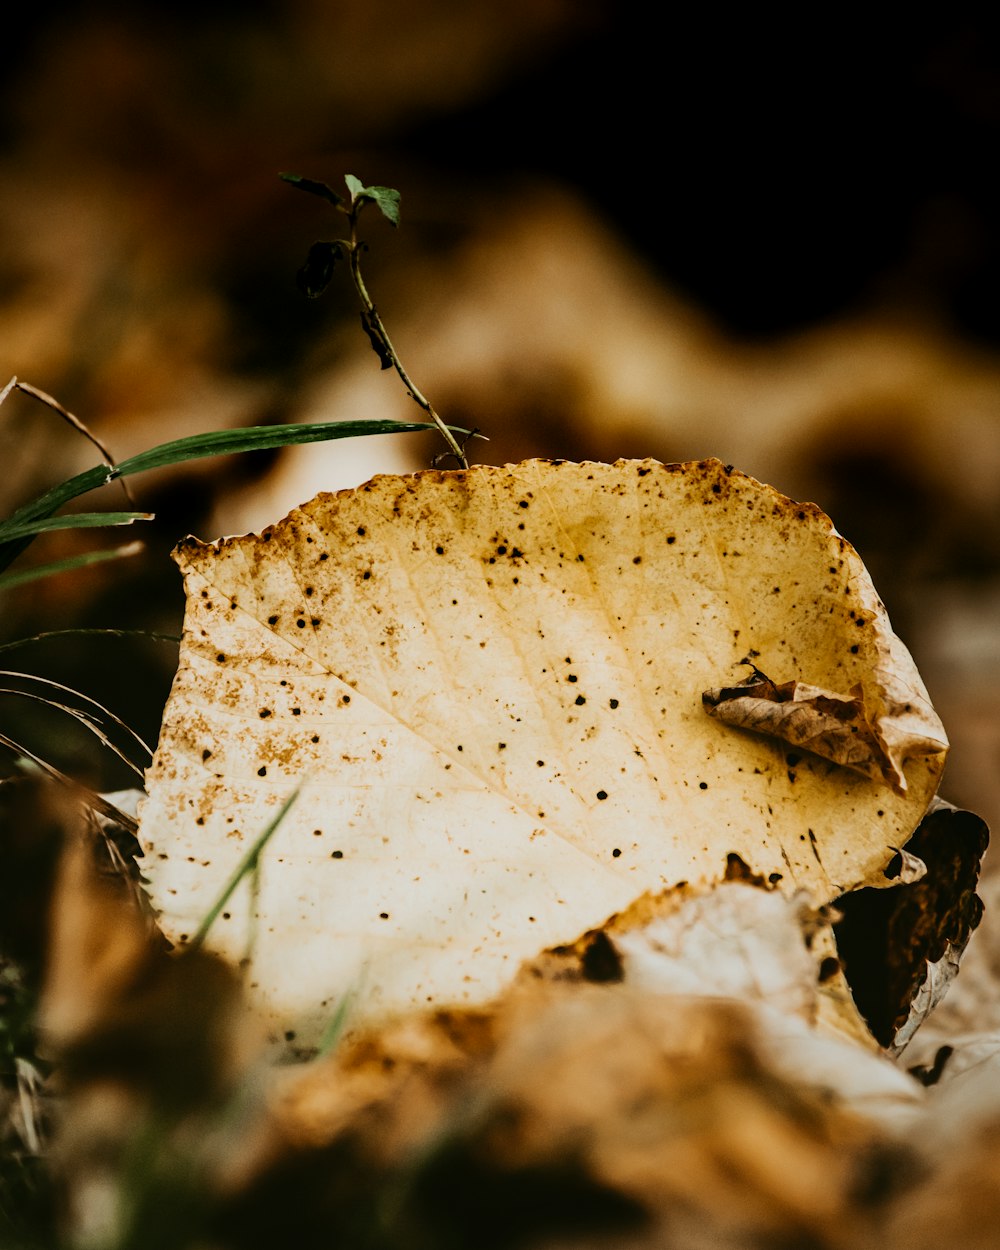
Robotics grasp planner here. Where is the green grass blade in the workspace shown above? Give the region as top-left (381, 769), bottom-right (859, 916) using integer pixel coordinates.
top-left (0, 465), bottom-right (116, 573)
top-left (187, 786), bottom-right (301, 951)
top-left (316, 987), bottom-right (358, 1058)
top-left (0, 465), bottom-right (110, 538)
top-left (0, 542), bottom-right (144, 592)
top-left (0, 418), bottom-right (455, 572)
top-left (0, 511), bottom-right (152, 543)
top-left (109, 418), bottom-right (442, 478)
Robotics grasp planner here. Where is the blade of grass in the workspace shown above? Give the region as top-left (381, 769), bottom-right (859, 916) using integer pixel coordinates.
top-left (109, 418), bottom-right (467, 476)
top-left (316, 986), bottom-right (358, 1058)
top-left (0, 418), bottom-right (468, 571)
top-left (0, 511), bottom-right (152, 542)
top-left (0, 542), bottom-right (144, 592)
top-left (14, 380), bottom-right (121, 468)
top-left (0, 670), bottom-right (155, 758)
top-left (0, 628), bottom-right (180, 655)
top-left (187, 786), bottom-right (301, 951)
top-left (12, 380), bottom-right (135, 501)
top-left (0, 689), bottom-right (146, 780)
top-left (0, 738), bottom-right (139, 834)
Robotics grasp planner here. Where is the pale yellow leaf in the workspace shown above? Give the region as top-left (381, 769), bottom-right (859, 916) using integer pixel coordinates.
top-left (137, 458), bottom-right (946, 1046)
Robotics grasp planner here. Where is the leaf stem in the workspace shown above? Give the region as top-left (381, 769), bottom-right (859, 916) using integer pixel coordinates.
top-left (346, 213), bottom-right (469, 469)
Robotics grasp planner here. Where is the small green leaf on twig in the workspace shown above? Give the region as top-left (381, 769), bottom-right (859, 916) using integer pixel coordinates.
top-left (278, 173), bottom-right (346, 208)
top-left (360, 309), bottom-right (394, 370)
top-left (296, 241), bottom-right (344, 298)
top-left (344, 174), bottom-right (401, 227)
top-left (363, 185), bottom-right (401, 227)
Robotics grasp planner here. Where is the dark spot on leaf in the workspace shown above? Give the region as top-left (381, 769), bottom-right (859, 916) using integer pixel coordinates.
top-left (699, 781), bottom-right (708, 790)
top-left (819, 956), bottom-right (841, 982)
top-left (257, 767), bottom-right (267, 777)
top-left (331, 850), bottom-right (343, 859)
top-left (724, 853), bottom-right (765, 884)
top-left (580, 930), bottom-right (624, 983)
top-left (268, 614), bottom-right (279, 625)
top-left (567, 674), bottom-right (578, 683)
top-left (575, 695), bottom-right (586, 706)
top-left (596, 790), bottom-right (608, 801)
top-left (612, 848), bottom-right (622, 858)
top-left (259, 709), bottom-right (272, 719)
top-left (609, 698), bottom-right (619, 709)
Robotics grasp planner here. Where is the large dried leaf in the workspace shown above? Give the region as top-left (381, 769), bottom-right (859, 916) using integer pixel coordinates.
top-left (138, 458), bottom-right (946, 1045)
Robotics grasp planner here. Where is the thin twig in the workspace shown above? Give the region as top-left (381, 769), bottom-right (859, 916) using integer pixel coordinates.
top-left (346, 213), bottom-right (469, 469)
top-left (14, 380), bottom-right (136, 505)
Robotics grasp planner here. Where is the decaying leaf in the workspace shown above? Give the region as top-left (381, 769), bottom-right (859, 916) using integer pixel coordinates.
top-left (702, 667), bottom-right (944, 792)
top-left (264, 976), bottom-right (902, 1250)
top-left (38, 805), bottom-right (271, 1250)
top-left (835, 798), bottom-right (989, 1052)
top-left (137, 458), bottom-right (948, 1046)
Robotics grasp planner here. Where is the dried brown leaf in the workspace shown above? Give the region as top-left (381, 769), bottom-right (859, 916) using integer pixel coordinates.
top-left (138, 459), bottom-right (947, 1046)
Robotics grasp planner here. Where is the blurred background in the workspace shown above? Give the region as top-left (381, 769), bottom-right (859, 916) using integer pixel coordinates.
top-left (0, 3), bottom-right (998, 833)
